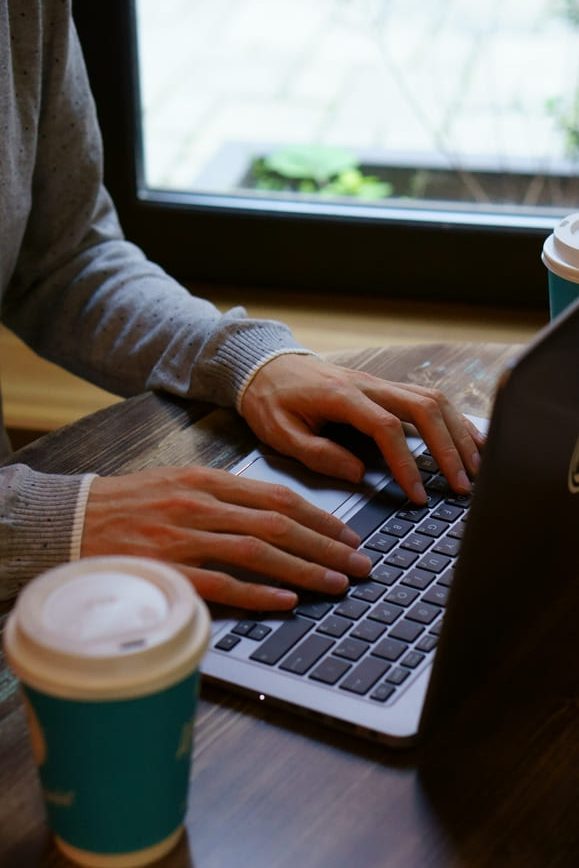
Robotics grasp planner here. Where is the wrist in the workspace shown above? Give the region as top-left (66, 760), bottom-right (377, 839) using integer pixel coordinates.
top-left (237, 349), bottom-right (318, 415)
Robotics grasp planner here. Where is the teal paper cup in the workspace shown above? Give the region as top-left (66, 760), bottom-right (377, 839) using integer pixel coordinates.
top-left (4, 557), bottom-right (211, 867)
top-left (542, 213), bottom-right (579, 319)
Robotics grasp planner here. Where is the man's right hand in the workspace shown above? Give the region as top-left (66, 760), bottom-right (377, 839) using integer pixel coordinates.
top-left (81, 466), bottom-right (372, 610)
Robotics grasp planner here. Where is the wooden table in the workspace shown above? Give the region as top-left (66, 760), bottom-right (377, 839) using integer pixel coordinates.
top-left (1, 342), bottom-right (578, 868)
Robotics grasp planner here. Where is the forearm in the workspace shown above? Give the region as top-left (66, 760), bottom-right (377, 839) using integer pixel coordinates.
top-left (7, 217), bottom-right (308, 405)
top-left (2, 4), bottom-right (307, 408)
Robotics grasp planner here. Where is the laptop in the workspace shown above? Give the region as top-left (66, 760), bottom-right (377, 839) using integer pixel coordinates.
top-left (201, 300), bottom-right (579, 747)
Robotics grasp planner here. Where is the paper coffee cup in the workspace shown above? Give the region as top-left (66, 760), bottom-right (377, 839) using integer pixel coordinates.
top-left (3, 557), bottom-right (211, 868)
top-left (541, 213), bottom-right (579, 319)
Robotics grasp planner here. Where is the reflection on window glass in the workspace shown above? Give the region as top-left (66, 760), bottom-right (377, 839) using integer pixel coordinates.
top-left (136, 0), bottom-right (579, 215)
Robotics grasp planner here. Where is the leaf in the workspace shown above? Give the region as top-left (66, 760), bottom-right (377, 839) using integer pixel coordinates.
top-left (264, 145), bottom-right (357, 184)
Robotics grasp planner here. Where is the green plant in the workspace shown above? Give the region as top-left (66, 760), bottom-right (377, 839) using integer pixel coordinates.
top-left (546, 91), bottom-right (579, 158)
top-left (250, 144), bottom-right (393, 201)
top-left (557, 0), bottom-right (579, 26)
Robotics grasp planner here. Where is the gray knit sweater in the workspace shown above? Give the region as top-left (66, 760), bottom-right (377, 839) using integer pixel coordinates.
top-left (0, 1), bottom-right (308, 599)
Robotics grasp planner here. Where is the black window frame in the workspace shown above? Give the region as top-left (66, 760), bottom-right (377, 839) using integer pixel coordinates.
top-left (73, 0), bottom-right (558, 309)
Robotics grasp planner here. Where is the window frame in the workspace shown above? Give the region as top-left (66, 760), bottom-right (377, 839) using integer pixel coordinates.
top-left (73, 0), bottom-right (556, 309)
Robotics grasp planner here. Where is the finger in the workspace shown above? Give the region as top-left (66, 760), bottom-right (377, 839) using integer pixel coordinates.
top-left (182, 530), bottom-right (366, 595)
top-left (361, 382), bottom-right (480, 491)
top-left (299, 388), bottom-right (429, 502)
top-left (185, 503), bottom-right (372, 578)
top-left (184, 466), bottom-right (362, 548)
top-left (259, 413), bottom-right (367, 483)
top-left (255, 396), bottom-right (426, 501)
top-left (463, 415), bottom-right (487, 448)
top-left (180, 565), bottom-right (299, 611)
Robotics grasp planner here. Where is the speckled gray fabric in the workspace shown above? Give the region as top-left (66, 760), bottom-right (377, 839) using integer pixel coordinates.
top-left (0, 0), bottom-right (308, 599)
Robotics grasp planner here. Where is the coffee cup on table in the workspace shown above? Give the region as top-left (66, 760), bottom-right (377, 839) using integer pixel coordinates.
top-left (3, 556), bottom-right (211, 867)
top-left (542, 213), bottom-right (579, 319)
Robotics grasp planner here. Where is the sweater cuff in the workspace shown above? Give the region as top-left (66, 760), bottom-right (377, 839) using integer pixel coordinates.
top-left (69, 473), bottom-right (98, 562)
top-left (0, 465), bottom-right (94, 601)
top-left (197, 317), bottom-right (312, 407)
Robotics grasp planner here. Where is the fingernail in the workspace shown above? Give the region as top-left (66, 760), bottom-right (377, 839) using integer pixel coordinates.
top-left (340, 527), bottom-right (361, 548)
top-left (471, 451), bottom-right (481, 471)
top-left (456, 470), bottom-right (471, 492)
top-left (273, 589), bottom-right (298, 607)
top-left (412, 482), bottom-right (427, 504)
top-left (323, 570), bottom-right (350, 593)
top-left (348, 551), bottom-right (372, 575)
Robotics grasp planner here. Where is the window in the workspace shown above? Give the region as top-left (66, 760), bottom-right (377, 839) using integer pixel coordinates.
top-left (74, 0), bottom-right (579, 307)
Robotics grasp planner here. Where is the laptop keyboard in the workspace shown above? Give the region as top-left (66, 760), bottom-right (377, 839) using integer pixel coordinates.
top-left (213, 452), bottom-right (471, 704)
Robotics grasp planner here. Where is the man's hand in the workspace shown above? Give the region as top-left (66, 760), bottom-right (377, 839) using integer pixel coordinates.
top-left (81, 466), bottom-right (371, 610)
top-left (241, 355), bottom-right (484, 503)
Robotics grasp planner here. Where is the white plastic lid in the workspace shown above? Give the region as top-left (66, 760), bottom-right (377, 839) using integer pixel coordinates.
top-left (542, 213), bottom-right (579, 283)
top-left (42, 572), bottom-right (170, 649)
top-left (4, 557), bottom-right (211, 700)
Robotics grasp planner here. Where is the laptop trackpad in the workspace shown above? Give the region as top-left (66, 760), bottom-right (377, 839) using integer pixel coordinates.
top-left (237, 455), bottom-right (357, 514)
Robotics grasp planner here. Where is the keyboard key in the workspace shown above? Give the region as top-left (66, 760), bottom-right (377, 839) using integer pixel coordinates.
top-left (295, 601), bottom-right (334, 620)
top-left (334, 598), bottom-right (370, 620)
top-left (215, 634), bottom-right (241, 652)
top-left (385, 549), bottom-right (418, 569)
top-left (309, 657), bottom-right (351, 685)
top-left (346, 483), bottom-right (406, 540)
top-left (438, 568), bottom-right (455, 587)
top-left (402, 568), bottom-right (435, 591)
top-left (366, 532), bottom-right (398, 554)
top-left (448, 523), bottom-right (465, 540)
top-left (432, 503), bottom-right (463, 522)
top-left (359, 548), bottom-right (383, 567)
top-left (445, 493), bottom-right (472, 508)
top-left (280, 635), bottom-right (335, 675)
top-left (333, 637), bottom-right (370, 661)
top-left (401, 651), bottom-right (425, 669)
top-left (350, 581), bottom-right (385, 603)
top-left (385, 587), bottom-right (419, 607)
top-left (429, 619), bottom-right (444, 636)
top-left (400, 533), bottom-right (432, 554)
top-left (386, 667), bottom-right (410, 685)
top-left (372, 636), bottom-right (408, 662)
top-left (396, 506), bottom-right (429, 523)
top-left (249, 618), bottom-right (312, 665)
top-left (370, 682), bottom-right (396, 702)
top-left (350, 618), bottom-right (387, 643)
top-left (389, 619), bottom-right (424, 643)
top-left (232, 620), bottom-right (258, 637)
top-left (340, 657), bottom-right (391, 695)
top-left (432, 537), bottom-right (461, 557)
top-left (381, 517), bottom-right (413, 538)
top-left (367, 602), bottom-right (403, 625)
top-left (422, 584), bottom-right (450, 607)
top-left (406, 602), bottom-right (441, 625)
top-left (247, 624), bottom-right (272, 641)
top-left (316, 615), bottom-right (351, 638)
top-left (416, 634), bottom-right (438, 653)
top-left (417, 553), bottom-right (451, 574)
top-left (426, 475), bottom-right (451, 495)
top-left (416, 518), bottom-right (448, 538)
top-left (370, 564), bottom-right (402, 585)
top-left (415, 453), bottom-right (439, 473)
top-left (425, 491), bottom-right (443, 508)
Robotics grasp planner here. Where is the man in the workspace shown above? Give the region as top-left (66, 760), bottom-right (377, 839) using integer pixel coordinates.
top-left (0, 1), bottom-right (483, 608)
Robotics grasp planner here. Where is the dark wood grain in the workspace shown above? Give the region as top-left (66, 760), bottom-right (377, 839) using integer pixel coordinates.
top-left (3, 342), bottom-right (576, 868)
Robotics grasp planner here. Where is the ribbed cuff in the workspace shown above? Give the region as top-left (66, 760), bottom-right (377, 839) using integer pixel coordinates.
top-left (200, 318), bottom-right (311, 407)
top-left (0, 465), bottom-right (92, 601)
top-left (69, 473), bottom-right (98, 561)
